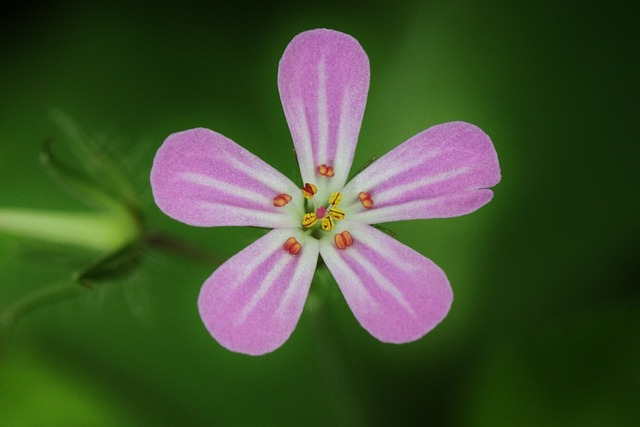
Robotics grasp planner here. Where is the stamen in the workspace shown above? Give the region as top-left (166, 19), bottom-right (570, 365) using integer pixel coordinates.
top-left (302, 212), bottom-right (317, 228)
top-left (358, 192), bottom-right (374, 209)
top-left (328, 206), bottom-right (345, 221)
top-left (328, 192), bottom-right (343, 206)
top-left (334, 231), bottom-right (353, 250)
top-left (317, 164), bottom-right (335, 177)
top-left (341, 230), bottom-right (353, 247)
top-left (321, 216), bottom-right (334, 231)
top-left (361, 198), bottom-right (373, 209)
top-left (302, 183), bottom-right (318, 199)
top-left (358, 192), bottom-right (370, 201)
top-left (289, 242), bottom-right (302, 255)
top-left (284, 237), bottom-right (296, 251)
top-left (283, 237), bottom-right (302, 255)
top-left (273, 193), bottom-right (292, 207)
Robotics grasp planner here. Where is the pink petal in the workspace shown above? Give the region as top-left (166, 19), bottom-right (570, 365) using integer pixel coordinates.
top-left (278, 29), bottom-right (370, 195)
top-left (343, 122), bottom-right (501, 224)
top-left (198, 228), bottom-right (319, 355)
top-left (151, 128), bottom-right (302, 228)
top-left (320, 221), bottom-right (453, 344)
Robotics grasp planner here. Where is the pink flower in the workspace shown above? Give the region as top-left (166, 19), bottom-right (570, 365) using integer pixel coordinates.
top-left (150, 29), bottom-right (500, 355)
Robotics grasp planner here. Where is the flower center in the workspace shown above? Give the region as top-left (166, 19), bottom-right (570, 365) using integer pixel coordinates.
top-left (281, 181), bottom-right (351, 254)
top-left (273, 164), bottom-right (375, 254)
top-left (299, 184), bottom-right (345, 232)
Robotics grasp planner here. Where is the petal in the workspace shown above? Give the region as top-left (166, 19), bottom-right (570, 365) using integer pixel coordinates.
top-left (343, 122), bottom-right (501, 224)
top-left (198, 228), bottom-right (320, 355)
top-left (151, 128), bottom-right (302, 228)
top-left (278, 29), bottom-right (370, 195)
top-left (320, 221), bottom-right (452, 344)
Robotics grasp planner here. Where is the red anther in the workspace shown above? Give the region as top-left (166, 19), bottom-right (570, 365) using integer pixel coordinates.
top-left (301, 182), bottom-right (318, 199)
top-left (358, 192), bottom-right (371, 201)
top-left (317, 164), bottom-right (335, 177)
top-left (289, 241), bottom-right (302, 255)
top-left (341, 230), bottom-right (353, 247)
top-left (273, 193), bottom-right (292, 207)
top-left (358, 192), bottom-right (374, 209)
top-left (284, 237), bottom-right (297, 251)
top-left (334, 231), bottom-right (353, 250)
top-left (284, 237), bottom-right (302, 255)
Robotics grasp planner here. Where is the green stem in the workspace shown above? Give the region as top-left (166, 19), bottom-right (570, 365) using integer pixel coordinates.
top-left (307, 274), bottom-right (367, 426)
top-left (144, 231), bottom-right (220, 264)
top-left (0, 208), bottom-right (139, 252)
top-left (1, 280), bottom-right (84, 332)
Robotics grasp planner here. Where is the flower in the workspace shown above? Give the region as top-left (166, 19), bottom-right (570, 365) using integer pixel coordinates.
top-left (150, 29), bottom-right (500, 355)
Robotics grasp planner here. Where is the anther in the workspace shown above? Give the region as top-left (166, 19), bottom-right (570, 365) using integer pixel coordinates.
top-left (302, 183), bottom-right (318, 199)
top-left (284, 237), bottom-right (296, 251)
top-left (317, 164), bottom-right (335, 177)
top-left (273, 193), bottom-right (292, 207)
top-left (328, 206), bottom-right (345, 221)
top-left (358, 192), bottom-right (374, 209)
top-left (302, 212), bottom-right (317, 228)
top-left (284, 237), bottom-right (302, 255)
top-left (321, 216), bottom-right (334, 231)
top-left (328, 192), bottom-right (343, 206)
top-left (334, 231), bottom-right (353, 250)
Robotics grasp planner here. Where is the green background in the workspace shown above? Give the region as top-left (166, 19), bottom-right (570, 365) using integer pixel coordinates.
top-left (1, 1), bottom-right (638, 425)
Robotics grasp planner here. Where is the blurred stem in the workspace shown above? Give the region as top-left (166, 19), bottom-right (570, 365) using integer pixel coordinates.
top-left (49, 109), bottom-right (139, 207)
top-left (144, 230), bottom-right (220, 265)
top-left (40, 138), bottom-right (128, 214)
top-left (1, 280), bottom-right (83, 334)
top-left (0, 208), bottom-right (139, 253)
top-left (0, 242), bottom-right (142, 340)
top-left (0, 229), bottom-right (217, 341)
top-left (307, 274), bottom-right (367, 426)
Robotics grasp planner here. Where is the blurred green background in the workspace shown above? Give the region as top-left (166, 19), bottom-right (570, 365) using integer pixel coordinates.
top-left (1, 1), bottom-right (638, 426)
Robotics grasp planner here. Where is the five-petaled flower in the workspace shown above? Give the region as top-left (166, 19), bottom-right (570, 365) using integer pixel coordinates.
top-left (150, 29), bottom-right (501, 355)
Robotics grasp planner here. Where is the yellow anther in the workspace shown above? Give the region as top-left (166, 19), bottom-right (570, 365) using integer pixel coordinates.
top-left (334, 231), bottom-right (353, 250)
top-left (328, 206), bottom-right (345, 221)
top-left (328, 192), bottom-right (343, 206)
top-left (284, 237), bottom-right (302, 255)
top-left (273, 193), bottom-right (292, 207)
top-left (321, 216), bottom-right (334, 231)
top-left (302, 183), bottom-right (318, 199)
top-left (302, 212), bottom-right (317, 228)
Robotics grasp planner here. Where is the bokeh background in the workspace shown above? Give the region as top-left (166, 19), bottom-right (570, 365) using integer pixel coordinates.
top-left (1, 1), bottom-right (638, 426)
